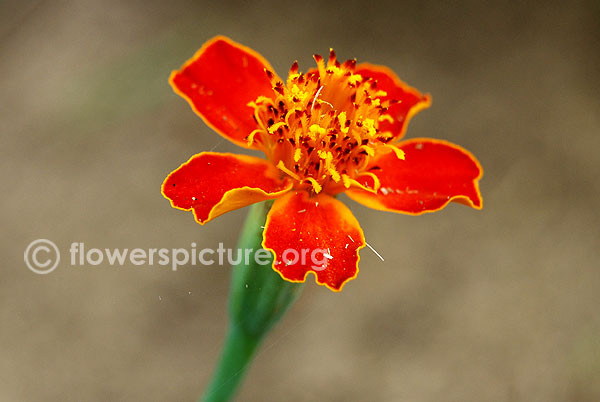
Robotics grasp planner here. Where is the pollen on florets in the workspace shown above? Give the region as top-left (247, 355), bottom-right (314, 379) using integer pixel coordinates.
top-left (246, 49), bottom-right (404, 195)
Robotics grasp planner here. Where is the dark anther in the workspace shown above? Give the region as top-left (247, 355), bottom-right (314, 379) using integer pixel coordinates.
top-left (343, 59), bottom-right (356, 69)
top-left (290, 61), bottom-right (299, 73)
top-left (274, 82), bottom-right (284, 95)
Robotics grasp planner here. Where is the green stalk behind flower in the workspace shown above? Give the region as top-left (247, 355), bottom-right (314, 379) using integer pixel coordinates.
top-left (201, 201), bottom-right (304, 402)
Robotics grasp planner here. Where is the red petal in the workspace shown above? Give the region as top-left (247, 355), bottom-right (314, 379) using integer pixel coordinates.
top-left (263, 191), bottom-right (365, 291)
top-left (346, 139), bottom-right (483, 214)
top-left (170, 36), bottom-right (280, 148)
top-left (162, 152), bottom-right (291, 224)
top-left (355, 63), bottom-right (431, 140)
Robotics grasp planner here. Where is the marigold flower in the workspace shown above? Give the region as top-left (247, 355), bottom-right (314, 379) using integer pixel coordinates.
top-left (162, 36), bottom-right (483, 291)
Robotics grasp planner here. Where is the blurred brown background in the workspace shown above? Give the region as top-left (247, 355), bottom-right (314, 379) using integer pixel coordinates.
top-left (2, 0), bottom-right (599, 401)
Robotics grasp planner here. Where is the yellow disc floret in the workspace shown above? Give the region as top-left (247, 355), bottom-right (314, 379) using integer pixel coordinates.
top-left (246, 49), bottom-right (403, 195)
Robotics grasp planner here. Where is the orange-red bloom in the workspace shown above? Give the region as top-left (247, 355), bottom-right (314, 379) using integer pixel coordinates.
top-left (162, 36), bottom-right (483, 291)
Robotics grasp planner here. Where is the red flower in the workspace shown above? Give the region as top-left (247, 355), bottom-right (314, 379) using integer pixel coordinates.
top-left (162, 36), bottom-right (483, 291)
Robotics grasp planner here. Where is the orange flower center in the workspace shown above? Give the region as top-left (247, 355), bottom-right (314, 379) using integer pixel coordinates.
top-left (247, 50), bottom-right (404, 195)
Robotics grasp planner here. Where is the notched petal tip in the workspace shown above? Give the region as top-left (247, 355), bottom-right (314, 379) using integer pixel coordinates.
top-left (169, 36), bottom-right (282, 149)
top-left (162, 152), bottom-right (292, 225)
top-left (347, 138), bottom-right (483, 215)
top-left (262, 191), bottom-right (366, 292)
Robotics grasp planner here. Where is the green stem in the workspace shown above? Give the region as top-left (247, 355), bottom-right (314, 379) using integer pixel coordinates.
top-left (201, 201), bottom-right (304, 402)
top-left (200, 322), bottom-right (260, 402)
